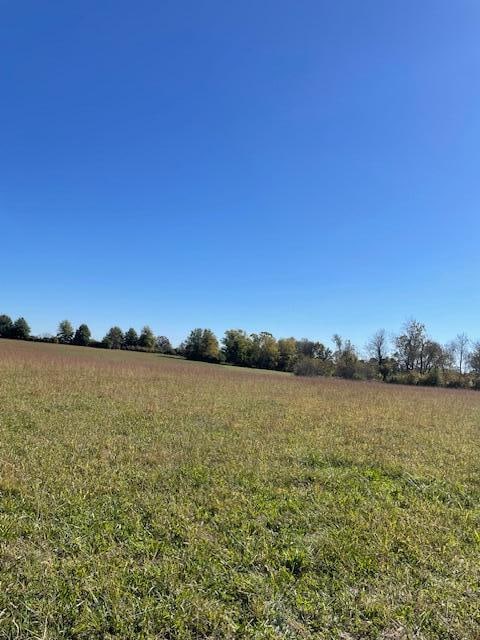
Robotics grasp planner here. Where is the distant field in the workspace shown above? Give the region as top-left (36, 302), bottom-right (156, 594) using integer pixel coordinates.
top-left (0, 339), bottom-right (478, 639)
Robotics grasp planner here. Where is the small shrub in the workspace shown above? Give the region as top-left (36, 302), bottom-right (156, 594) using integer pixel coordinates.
top-left (472, 376), bottom-right (480, 391)
top-left (294, 356), bottom-right (332, 377)
top-left (388, 371), bottom-right (422, 386)
top-left (444, 373), bottom-right (470, 389)
top-left (420, 369), bottom-right (443, 387)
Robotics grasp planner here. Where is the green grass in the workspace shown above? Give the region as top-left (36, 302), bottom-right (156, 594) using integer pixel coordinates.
top-left (0, 339), bottom-right (479, 639)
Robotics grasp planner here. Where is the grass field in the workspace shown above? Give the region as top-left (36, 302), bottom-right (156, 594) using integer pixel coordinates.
top-left (0, 339), bottom-right (478, 639)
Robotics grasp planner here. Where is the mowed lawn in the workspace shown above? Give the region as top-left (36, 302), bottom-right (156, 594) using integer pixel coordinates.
top-left (0, 340), bottom-right (478, 639)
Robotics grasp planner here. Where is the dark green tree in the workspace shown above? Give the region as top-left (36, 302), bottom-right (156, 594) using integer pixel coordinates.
top-left (123, 328), bottom-right (139, 348)
top-left (57, 319), bottom-right (74, 344)
top-left (102, 326), bottom-right (124, 349)
top-left (183, 328), bottom-right (203, 360)
top-left (73, 324), bottom-right (91, 346)
top-left (295, 339), bottom-right (332, 361)
top-left (295, 339), bottom-right (317, 358)
top-left (0, 314), bottom-right (13, 338)
top-left (11, 317), bottom-right (31, 340)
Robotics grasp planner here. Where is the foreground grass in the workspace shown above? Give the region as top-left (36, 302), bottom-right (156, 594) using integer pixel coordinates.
top-left (0, 340), bottom-right (478, 639)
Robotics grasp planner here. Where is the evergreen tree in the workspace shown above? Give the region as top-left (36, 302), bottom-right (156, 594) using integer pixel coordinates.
top-left (183, 328), bottom-right (203, 360)
top-left (73, 324), bottom-right (91, 346)
top-left (124, 328), bottom-right (139, 348)
top-left (102, 326), bottom-right (124, 349)
top-left (11, 317), bottom-right (31, 340)
top-left (0, 314), bottom-right (13, 338)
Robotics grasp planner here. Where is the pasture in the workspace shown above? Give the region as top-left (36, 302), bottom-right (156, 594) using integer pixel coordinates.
top-left (0, 339), bottom-right (478, 639)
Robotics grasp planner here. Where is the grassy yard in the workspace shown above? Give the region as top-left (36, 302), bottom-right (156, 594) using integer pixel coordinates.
top-left (0, 339), bottom-right (478, 639)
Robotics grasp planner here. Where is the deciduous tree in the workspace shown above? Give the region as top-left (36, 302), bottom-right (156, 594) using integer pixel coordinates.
top-left (332, 335), bottom-right (358, 378)
top-left (57, 319), bottom-right (74, 344)
top-left (366, 329), bottom-right (390, 379)
top-left (223, 329), bottom-right (252, 366)
top-left (184, 328), bottom-right (220, 362)
top-left (156, 335), bottom-right (173, 354)
top-left (469, 342), bottom-right (480, 375)
top-left (277, 337), bottom-right (297, 371)
top-left (200, 329), bottom-right (220, 362)
top-left (250, 332), bottom-right (279, 370)
top-left (394, 319), bottom-right (427, 372)
top-left (138, 326), bottom-right (156, 351)
top-left (451, 333), bottom-right (470, 374)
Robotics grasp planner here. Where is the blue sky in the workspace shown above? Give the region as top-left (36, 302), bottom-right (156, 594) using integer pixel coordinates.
top-left (1, 0), bottom-right (479, 349)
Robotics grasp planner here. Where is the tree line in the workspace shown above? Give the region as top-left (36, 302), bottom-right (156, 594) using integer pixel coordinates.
top-left (0, 315), bottom-right (174, 354)
top-left (1, 313), bottom-right (480, 389)
top-left (178, 322), bottom-right (480, 388)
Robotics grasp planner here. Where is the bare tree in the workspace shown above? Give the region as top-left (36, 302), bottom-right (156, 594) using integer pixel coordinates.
top-left (441, 342), bottom-right (456, 371)
top-left (451, 333), bottom-right (469, 374)
top-left (366, 329), bottom-right (388, 367)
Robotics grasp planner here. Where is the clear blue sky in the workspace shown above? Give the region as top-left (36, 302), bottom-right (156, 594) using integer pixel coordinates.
top-left (1, 0), bottom-right (479, 348)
